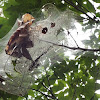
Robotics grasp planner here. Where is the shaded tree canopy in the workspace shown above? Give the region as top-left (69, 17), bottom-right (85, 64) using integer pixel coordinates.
top-left (0, 0), bottom-right (100, 100)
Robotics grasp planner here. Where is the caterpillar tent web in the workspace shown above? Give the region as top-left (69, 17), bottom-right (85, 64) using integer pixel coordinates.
top-left (0, 4), bottom-right (75, 96)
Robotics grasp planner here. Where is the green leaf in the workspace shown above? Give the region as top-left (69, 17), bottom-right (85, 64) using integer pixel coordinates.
top-left (83, 79), bottom-right (95, 99)
top-left (83, 0), bottom-right (95, 13)
top-left (5, 72), bottom-right (13, 79)
top-left (97, 6), bottom-right (100, 9)
top-left (17, 97), bottom-right (25, 100)
top-left (0, 17), bottom-right (11, 38)
top-left (93, 0), bottom-right (100, 3)
top-left (58, 91), bottom-right (64, 100)
top-left (52, 80), bottom-right (65, 93)
top-left (12, 60), bottom-right (17, 66)
top-left (35, 96), bottom-right (42, 100)
top-left (28, 90), bottom-right (35, 97)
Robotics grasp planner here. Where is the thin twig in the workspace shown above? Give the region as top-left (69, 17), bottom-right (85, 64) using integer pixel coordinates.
top-left (75, 0), bottom-right (96, 18)
top-left (41, 82), bottom-right (49, 90)
top-left (72, 86), bottom-right (77, 100)
top-left (68, 30), bottom-right (79, 47)
top-left (29, 46), bottom-right (52, 70)
top-left (40, 74), bottom-right (59, 100)
top-left (39, 39), bottom-right (100, 52)
top-left (32, 88), bottom-right (56, 99)
top-left (46, 74), bottom-right (58, 100)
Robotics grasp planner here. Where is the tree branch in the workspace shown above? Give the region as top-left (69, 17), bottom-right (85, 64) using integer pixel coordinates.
top-left (46, 74), bottom-right (58, 100)
top-left (32, 88), bottom-right (56, 99)
top-left (72, 86), bottom-right (77, 100)
top-left (39, 39), bottom-right (100, 52)
top-left (64, 0), bottom-right (98, 23)
top-left (67, 30), bottom-right (79, 47)
top-left (40, 75), bottom-right (59, 100)
top-left (75, 0), bottom-right (96, 18)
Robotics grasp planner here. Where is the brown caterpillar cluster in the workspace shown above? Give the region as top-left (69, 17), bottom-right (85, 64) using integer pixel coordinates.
top-left (5, 14), bottom-right (35, 60)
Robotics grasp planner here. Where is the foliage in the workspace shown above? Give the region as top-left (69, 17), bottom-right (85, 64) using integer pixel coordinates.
top-left (0, 0), bottom-right (100, 100)
top-left (0, 90), bottom-right (18, 100)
